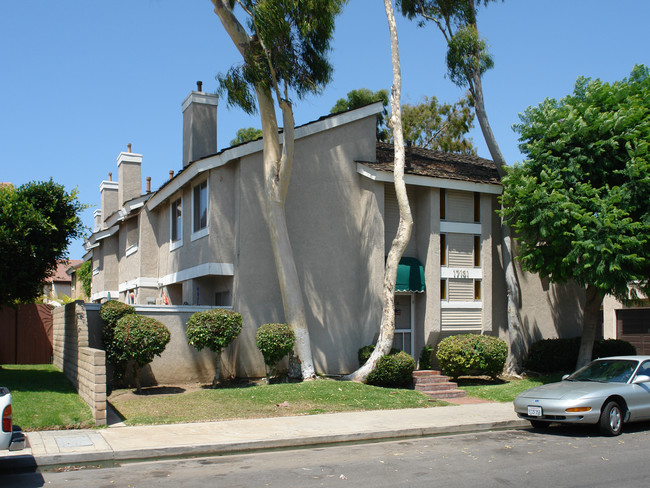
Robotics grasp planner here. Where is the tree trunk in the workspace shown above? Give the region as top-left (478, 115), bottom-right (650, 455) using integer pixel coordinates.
top-left (576, 284), bottom-right (604, 370)
top-left (256, 86), bottom-right (316, 380)
top-left (211, 0), bottom-right (316, 380)
top-left (345, 0), bottom-right (411, 382)
top-left (212, 350), bottom-right (222, 388)
top-left (470, 47), bottom-right (525, 375)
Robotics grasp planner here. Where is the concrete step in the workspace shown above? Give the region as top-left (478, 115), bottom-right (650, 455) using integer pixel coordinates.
top-left (414, 382), bottom-right (459, 392)
top-left (413, 375), bottom-right (452, 385)
top-left (424, 389), bottom-right (468, 400)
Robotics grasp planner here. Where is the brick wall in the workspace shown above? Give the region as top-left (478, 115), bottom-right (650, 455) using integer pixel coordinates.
top-left (52, 302), bottom-right (107, 425)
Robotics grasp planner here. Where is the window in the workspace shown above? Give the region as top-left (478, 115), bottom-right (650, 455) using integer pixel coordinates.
top-left (474, 280), bottom-right (481, 300)
top-left (441, 279), bottom-right (447, 300)
top-left (192, 180), bottom-right (208, 239)
top-left (474, 235), bottom-right (481, 267)
top-left (474, 192), bottom-right (480, 222)
top-left (440, 188), bottom-right (446, 220)
top-left (440, 234), bottom-right (447, 266)
top-left (170, 197), bottom-right (182, 248)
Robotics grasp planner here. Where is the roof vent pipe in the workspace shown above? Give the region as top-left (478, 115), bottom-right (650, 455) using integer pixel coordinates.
top-left (127, 143), bottom-right (132, 153)
top-left (108, 172), bottom-right (112, 181)
top-left (197, 81), bottom-right (203, 92)
top-left (169, 170), bottom-right (174, 180)
top-left (146, 176), bottom-right (151, 193)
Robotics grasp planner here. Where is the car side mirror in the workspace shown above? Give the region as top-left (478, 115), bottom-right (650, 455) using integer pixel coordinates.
top-left (562, 374), bottom-right (570, 381)
top-left (633, 375), bottom-right (650, 384)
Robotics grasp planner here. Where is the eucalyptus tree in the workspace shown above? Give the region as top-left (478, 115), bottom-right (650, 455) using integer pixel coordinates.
top-left (209, 0), bottom-right (346, 379)
top-left (502, 66), bottom-right (650, 369)
top-left (345, 0), bottom-right (411, 383)
top-left (398, 0), bottom-right (525, 372)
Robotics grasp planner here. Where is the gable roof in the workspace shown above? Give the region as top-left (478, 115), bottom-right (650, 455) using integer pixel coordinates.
top-left (47, 260), bottom-right (83, 283)
top-left (363, 142), bottom-right (501, 186)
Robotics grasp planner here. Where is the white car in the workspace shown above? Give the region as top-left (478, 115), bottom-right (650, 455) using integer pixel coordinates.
top-left (0, 387), bottom-right (13, 449)
top-left (1, 387), bottom-right (24, 451)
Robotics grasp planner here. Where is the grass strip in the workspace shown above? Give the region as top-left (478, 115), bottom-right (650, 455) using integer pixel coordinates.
top-left (0, 364), bottom-right (95, 431)
top-left (458, 374), bottom-right (565, 403)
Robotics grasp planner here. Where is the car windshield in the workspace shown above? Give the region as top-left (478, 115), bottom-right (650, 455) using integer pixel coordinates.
top-left (567, 359), bottom-right (639, 383)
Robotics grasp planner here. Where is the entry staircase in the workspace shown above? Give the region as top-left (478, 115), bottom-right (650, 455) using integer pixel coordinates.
top-left (412, 370), bottom-right (467, 401)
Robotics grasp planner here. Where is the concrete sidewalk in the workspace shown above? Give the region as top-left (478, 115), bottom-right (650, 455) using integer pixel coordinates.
top-left (0, 402), bottom-right (527, 470)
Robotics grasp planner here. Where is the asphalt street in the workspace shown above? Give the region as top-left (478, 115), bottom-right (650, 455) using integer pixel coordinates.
top-left (5, 424), bottom-right (650, 488)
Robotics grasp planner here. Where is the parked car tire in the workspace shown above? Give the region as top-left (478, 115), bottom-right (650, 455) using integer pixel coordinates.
top-left (599, 400), bottom-right (623, 436)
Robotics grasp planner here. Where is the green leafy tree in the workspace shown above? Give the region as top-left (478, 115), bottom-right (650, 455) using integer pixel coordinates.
top-left (113, 314), bottom-right (171, 393)
top-left (211, 0), bottom-right (346, 379)
top-left (0, 179), bottom-right (85, 305)
top-left (331, 88), bottom-right (390, 141)
top-left (402, 94), bottom-right (475, 153)
top-left (398, 0), bottom-right (525, 373)
top-left (76, 260), bottom-right (92, 298)
top-left (186, 309), bottom-right (243, 387)
top-left (230, 127), bottom-right (263, 146)
top-left (255, 323), bottom-right (295, 377)
top-left (501, 65), bottom-right (650, 369)
top-left (331, 88), bottom-right (476, 153)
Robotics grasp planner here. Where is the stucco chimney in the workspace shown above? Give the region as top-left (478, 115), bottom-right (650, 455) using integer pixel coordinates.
top-left (93, 209), bottom-right (102, 232)
top-left (117, 146), bottom-right (143, 205)
top-left (182, 81), bottom-right (218, 167)
top-left (100, 178), bottom-right (119, 229)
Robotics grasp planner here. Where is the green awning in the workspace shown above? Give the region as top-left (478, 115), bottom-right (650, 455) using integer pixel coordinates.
top-left (395, 257), bottom-right (425, 293)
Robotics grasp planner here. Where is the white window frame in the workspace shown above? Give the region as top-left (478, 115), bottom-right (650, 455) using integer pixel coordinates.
top-left (191, 180), bottom-right (209, 241)
top-left (170, 196), bottom-right (183, 251)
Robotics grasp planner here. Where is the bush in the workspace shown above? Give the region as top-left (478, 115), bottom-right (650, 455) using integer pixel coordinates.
top-left (358, 344), bottom-right (400, 367)
top-left (255, 323), bottom-right (295, 370)
top-left (186, 309), bottom-right (243, 387)
top-left (113, 314), bottom-right (171, 391)
top-left (99, 300), bottom-right (136, 366)
top-left (186, 309), bottom-right (242, 353)
top-left (524, 337), bottom-right (637, 373)
top-left (99, 300), bottom-right (136, 326)
top-left (436, 334), bottom-right (507, 380)
top-left (366, 351), bottom-right (416, 388)
top-left (419, 345), bottom-right (434, 370)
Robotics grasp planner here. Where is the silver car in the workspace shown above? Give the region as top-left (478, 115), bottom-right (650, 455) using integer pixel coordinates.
top-left (513, 356), bottom-right (650, 436)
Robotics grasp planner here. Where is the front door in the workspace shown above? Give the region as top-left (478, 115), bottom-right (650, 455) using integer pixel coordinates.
top-left (394, 294), bottom-right (413, 355)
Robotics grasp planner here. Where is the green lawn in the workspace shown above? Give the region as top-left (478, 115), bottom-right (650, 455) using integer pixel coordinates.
top-left (0, 364), bottom-right (95, 431)
top-left (109, 379), bottom-right (442, 425)
top-left (458, 374), bottom-right (565, 403)
top-left (0, 364), bottom-right (565, 430)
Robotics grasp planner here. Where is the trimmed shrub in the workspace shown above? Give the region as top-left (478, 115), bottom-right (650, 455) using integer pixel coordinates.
top-left (419, 345), bottom-right (434, 370)
top-left (255, 323), bottom-right (295, 371)
top-left (114, 314), bottom-right (171, 392)
top-left (524, 337), bottom-right (637, 373)
top-left (186, 309), bottom-right (243, 387)
top-left (436, 334), bottom-right (507, 380)
top-left (593, 339), bottom-right (637, 359)
top-left (366, 351), bottom-right (416, 388)
top-left (358, 344), bottom-right (400, 367)
top-left (99, 300), bottom-right (136, 368)
top-left (99, 300), bottom-right (136, 326)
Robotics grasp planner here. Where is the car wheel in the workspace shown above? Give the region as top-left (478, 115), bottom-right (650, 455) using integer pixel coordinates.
top-left (599, 400), bottom-right (623, 436)
top-left (529, 420), bottom-right (550, 430)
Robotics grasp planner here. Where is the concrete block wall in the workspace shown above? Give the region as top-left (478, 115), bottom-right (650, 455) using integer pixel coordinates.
top-left (52, 302), bottom-right (107, 425)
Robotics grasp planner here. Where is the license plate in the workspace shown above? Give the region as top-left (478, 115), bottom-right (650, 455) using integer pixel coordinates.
top-left (528, 406), bottom-right (542, 417)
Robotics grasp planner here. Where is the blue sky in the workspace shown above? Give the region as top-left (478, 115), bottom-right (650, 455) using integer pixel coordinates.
top-left (1, 0), bottom-right (648, 259)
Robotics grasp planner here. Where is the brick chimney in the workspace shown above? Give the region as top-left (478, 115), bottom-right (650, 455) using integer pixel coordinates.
top-left (100, 173), bottom-right (119, 229)
top-left (117, 144), bottom-right (143, 206)
top-left (182, 81), bottom-right (218, 167)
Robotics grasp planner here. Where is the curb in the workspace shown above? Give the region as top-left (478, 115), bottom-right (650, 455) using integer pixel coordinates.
top-left (1, 418), bottom-right (528, 471)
